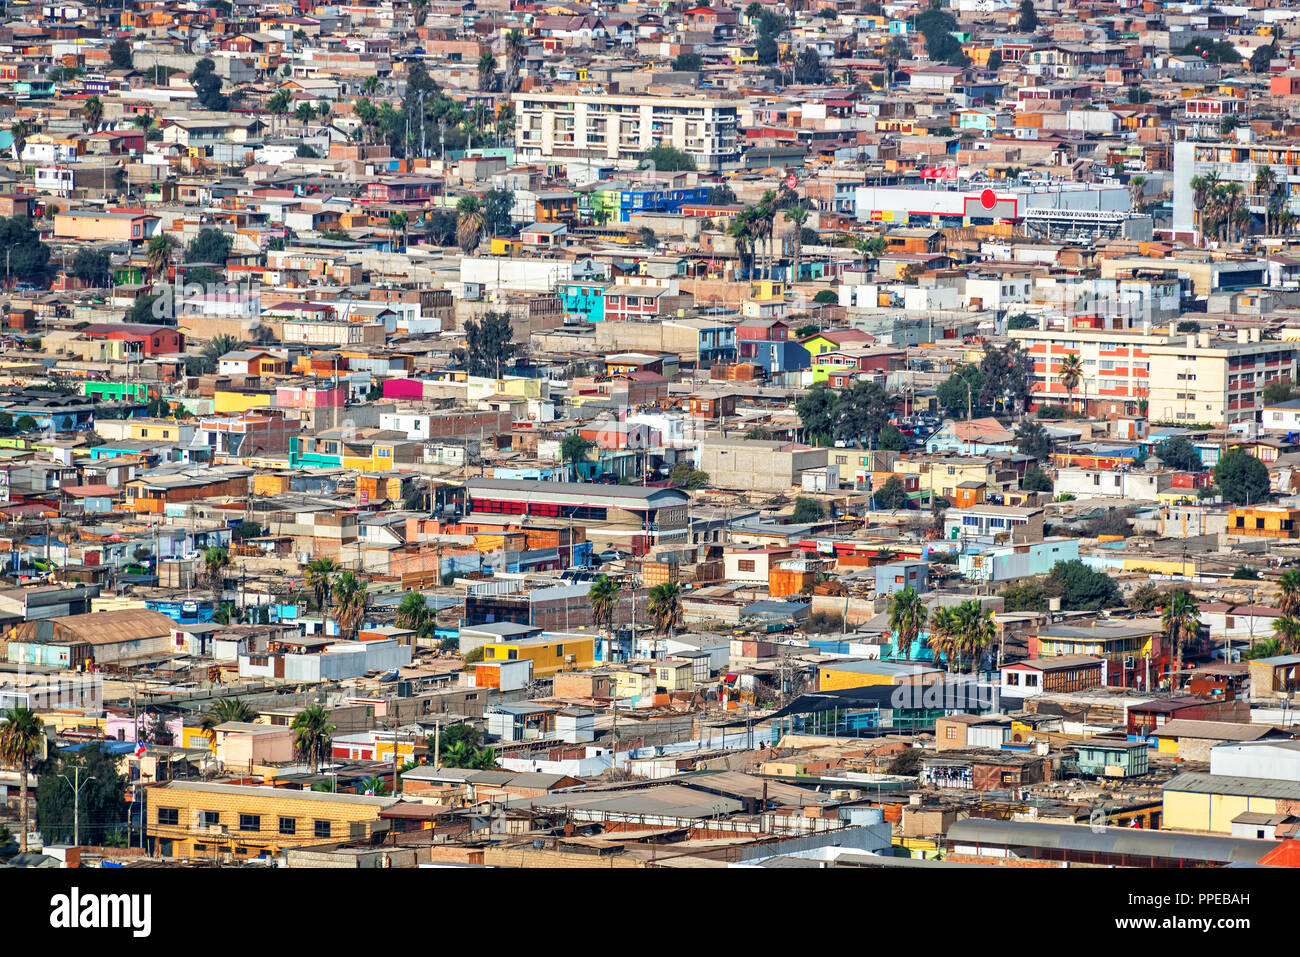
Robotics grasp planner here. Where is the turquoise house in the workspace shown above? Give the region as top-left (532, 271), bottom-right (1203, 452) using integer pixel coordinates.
top-left (562, 282), bottom-right (607, 322)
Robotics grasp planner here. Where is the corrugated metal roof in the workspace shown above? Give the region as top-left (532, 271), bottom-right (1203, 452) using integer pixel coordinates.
top-left (947, 817), bottom-right (1277, 864)
top-left (161, 780), bottom-right (398, 807)
top-left (1164, 771), bottom-right (1300, 801)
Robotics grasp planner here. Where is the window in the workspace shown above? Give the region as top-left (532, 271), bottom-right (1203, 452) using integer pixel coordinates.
top-left (738, 559), bottom-right (756, 572)
top-left (239, 814), bottom-right (261, 832)
top-left (157, 807), bottom-right (179, 826)
top-left (279, 817), bottom-right (296, 835)
top-left (1025, 674), bottom-right (1039, 687)
top-left (1006, 672), bottom-right (1019, 686)
top-left (944, 726), bottom-right (957, 739)
top-left (314, 820), bottom-right (331, 838)
top-left (199, 810), bottom-right (220, 827)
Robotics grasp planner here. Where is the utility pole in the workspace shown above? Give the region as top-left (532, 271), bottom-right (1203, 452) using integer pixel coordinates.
top-left (58, 765), bottom-right (96, 848)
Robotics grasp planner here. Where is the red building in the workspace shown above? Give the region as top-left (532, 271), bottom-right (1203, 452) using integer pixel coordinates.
top-left (83, 323), bottom-right (185, 356)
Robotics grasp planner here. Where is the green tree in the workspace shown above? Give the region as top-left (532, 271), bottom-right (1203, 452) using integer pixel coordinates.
top-left (937, 364), bottom-right (986, 418)
top-left (1007, 313), bottom-right (1036, 330)
top-left (453, 312), bottom-right (517, 378)
top-left (1057, 353), bottom-right (1083, 411)
top-left (888, 584), bottom-right (927, 661)
top-left (647, 582), bottom-right (683, 640)
top-left (980, 342), bottom-right (1034, 411)
top-left (198, 696), bottom-right (256, 745)
top-left (560, 433), bottom-right (595, 478)
top-left (331, 570), bottom-right (368, 641)
top-left (0, 216), bottom-right (50, 282)
top-left (873, 476), bottom-right (909, 509)
top-left (14, 414), bottom-right (37, 431)
top-left (1022, 467), bottom-right (1053, 492)
top-left (189, 58), bottom-right (228, 110)
top-left (1263, 378), bottom-right (1296, 405)
top-left (109, 36), bottom-right (133, 70)
top-left (833, 379), bottom-right (895, 447)
top-left (146, 233), bottom-right (177, 278)
top-left (792, 497), bottom-right (823, 523)
top-left (640, 143), bottom-right (696, 171)
top-left (71, 248), bottom-right (111, 287)
top-left (34, 743), bottom-right (127, 847)
top-left (707, 184), bottom-right (737, 205)
top-left (588, 574), bottom-right (622, 649)
top-left (202, 333), bottom-right (239, 364)
top-left (82, 95), bottom-right (104, 131)
top-left (1044, 560), bottom-right (1122, 611)
top-left (1231, 566), bottom-right (1260, 580)
top-left (796, 382), bottom-right (838, 445)
top-left (812, 289), bottom-right (838, 304)
top-left (1017, 0), bottom-right (1037, 31)
top-left (231, 520), bottom-right (262, 541)
top-left (456, 195), bottom-right (485, 253)
top-left (878, 423), bottom-right (909, 452)
top-left (1213, 449), bottom-right (1270, 505)
top-left (1155, 436), bottom-right (1202, 472)
top-left (304, 557), bottom-right (338, 614)
top-left (672, 52), bottom-right (703, 71)
top-left (1015, 419), bottom-right (1053, 461)
top-left (1278, 569), bottom-right (1300, 618)
top-left (1161, 590), bottom-right (1201, 686)
top-left (395, 591), bottom-right (434, 641)
top-left (482, 188), bottom-right (515, 238)
top-left (0, 708), bottom-right (44, 851)
top-left (290, 705), bottom-right (336, 773)
top-left (1001, 581), bottom-right (1047, 612)
top-left (668, 464), bottom-right (709, 489)
top-left (794, 48), bottom-right (824, 84)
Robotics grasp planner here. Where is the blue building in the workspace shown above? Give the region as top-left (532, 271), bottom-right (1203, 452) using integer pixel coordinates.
top-left (616, 186), bottom-right (711, 223)
top-left (875, 560), bottom-right (930, 596)
top-left (561, 282), bottom-right (607, 322)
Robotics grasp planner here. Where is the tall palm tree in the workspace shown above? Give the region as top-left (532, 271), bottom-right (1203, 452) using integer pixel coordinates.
top-left (198, 697), bottom-right (256, 745)
top-left (784, 203), bottom-right (808, 284)
top-left (478, 51), bottom-right (497, 92)
top-left (203, 546), bottom-right (230, 602)
top-left (588, 574), bottom-right (622, 659)
top-left (753, 190), bottom-right (777, 280)
top-left (267, 90), bottom-right (292, 134)
top-left (504, 30), bottom-right (526, 94)
top-left (927, 606), bottom-right (959, 672)
top-left (0, 707), bottom-right (44, 852)
top-left (293, 101), bottom-right (317, 125)
top-left (304, 557), bottom-right (338, 615)
top-left (727, 209), bottom-right (756, 279)
top-left (1058, 352), bottom-right (1083, 412)
top-left (1161, 590), bottom-right (1201, 690)
top-left (290, 705), bottom-right (336, 774)
top-left (131, 112), bottom-right (155, 135)
top-left (9, 119), bottom-right (29, 162)
top-left (1270, 617), bottom-right (1300, 655)
top-left (388, 211), bottom-right (409, 250)
top-left (1255, 165), bottom-right (1277, 237)
top-left (331, 570), bottom-right (368, 641)
top-left (395, 589), bottom-right (432, 640)
top-left (955, 599), bottom-right (996, 674)
top-left (83, 95), bottom-right (104, 132)
top-left (361, 75), bottom-right (380, 97)
top-left (146, 233), bottom-right (177, 278)
top-left (888, 584), bottom-right (927, 663)
top-left (1279, 569), bottom-right (1300, 618)
top-left (456, 195), bottom-right (484, 253)
top-left (646, 582), bottom-right (683, 643)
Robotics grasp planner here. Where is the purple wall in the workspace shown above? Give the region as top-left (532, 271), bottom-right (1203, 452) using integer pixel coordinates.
top-left (383, 378), bottom-right (425, 400)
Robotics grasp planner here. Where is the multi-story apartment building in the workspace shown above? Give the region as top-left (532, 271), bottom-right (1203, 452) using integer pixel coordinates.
top-left (1172, 138), bottom-right (1300, 242)
top-left (512, 90), bottom-right (742, 171)
top-left (1009, 326), bottom-right (1297, 424)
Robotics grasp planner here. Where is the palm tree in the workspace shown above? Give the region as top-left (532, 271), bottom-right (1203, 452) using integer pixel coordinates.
top-left (198, 696), bottom-right (256, 745)
top-left (293, 101), bottom-right (317, 125)
top-left (1279, 569), bottom-right (1300, 618)
top-left (83, 95), bottom-right (104, 132)
top-left (1272, 617), bottom-right (1300, 655)
top-left (1255, 165), bottom-right (1277, 237)
top-left (927, 606), bottom-right (959, 672)
top-left (1243, 636), bottom-right (1285, 659)
top-left (646, 582), bottom-right (684, 643)
top-left (753, 190), bottom-right (777, 280)
top-left (1127, 175), bottom-right (1146, 213)
top-left (853, 235), bottom-right (886, 270)
top-left (456, 195), bottom-right (484, 253)
top-left (478, 51), bottom-right (497, 92)
top-left (411, 0), bottom-right (429, 27)
top-left (131, 112), bottom-right (155, 135)
top-left (388, 211), bottom-right (409, 250)
top-left (203, 546), bottom-right (230, 602)
top-left (304, 557), bottom-right (338, 614)
top-left (955, 599), bottom-right (996, 674)
top-left (1058, 352), bottom-right (1083, 412)
top-left (504, 29), bottom-right (526, 94)
top-left (784, 203), bottom-right (809, 284)
top-left (1161, 590), bottom-right (1201, 690)
top-left (888, 584), bottom-right (927, 663)
top-left (726, 209), bottom-right (756, 279)
top-left (267, 90), bottom-right (292, 134)
top-left (290, 705), bottom-right (336, 774)
top-left (442, 740), bottom-right (475, 768)
top-left (361, 75), bottom-right (380, 97)
top-left (331, 570), bottom-right (368, 641)
top-left (588, 574), bottom-right (622, 658)
top-left (9, 119), bottom-right (29, 162)
top-left (395, 590), bottom-right (432, 640)
top-left (146, 233), bottom-right (177, 278)
top-left (0, 707), bottom-right (44, 852)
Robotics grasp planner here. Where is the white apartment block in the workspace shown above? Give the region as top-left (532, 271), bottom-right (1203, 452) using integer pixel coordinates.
top-left (512, 91), bottom-right (741, 171)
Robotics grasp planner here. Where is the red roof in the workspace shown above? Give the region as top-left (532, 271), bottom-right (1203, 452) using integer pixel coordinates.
top-left (1258, 840), bottom-right (1300, 867)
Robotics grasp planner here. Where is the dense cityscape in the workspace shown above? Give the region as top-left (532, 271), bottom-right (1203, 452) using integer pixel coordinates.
top-left (0, 0), bottom-right (1295, 890)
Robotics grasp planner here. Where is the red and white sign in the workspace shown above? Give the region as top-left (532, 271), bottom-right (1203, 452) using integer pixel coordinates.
top-left (785, 173), bottom-right (798, 189)
top-left (920, 166), bottom-right (958, 180)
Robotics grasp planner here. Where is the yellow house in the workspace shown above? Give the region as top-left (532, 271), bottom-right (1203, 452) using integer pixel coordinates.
top-left (482, 635), bottom-right (596, 677)
top-left (213, 387), bottom-right (273, 414)
top-left (1162, 771), bottom-right (1300, 835)
top-left (489, 238), bottom-right (520, 255)
top-left (129, 418), bottom-right (188, 443)
top-left (147, 780), bottom-right (397, 858)
top-left (819, 659), bottom-right (942, 692)
top-left (341, 440), bottom-right (402, 473)
top-left (612, 666), bottom-right (656, 701)
top-left (749, 279), bottom-right (788, 301)
top-left (654, 659), bottom-right (694, 692)
top-left (726, 45), bottom-right (757, 65)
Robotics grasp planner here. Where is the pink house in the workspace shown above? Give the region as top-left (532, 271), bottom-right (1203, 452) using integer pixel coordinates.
top-left (276, 384), bottom-right (346, 408)
top-left (212, 721), bottom-right (295, 768)
top-left (382, 378), bottom-right (426, 400)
